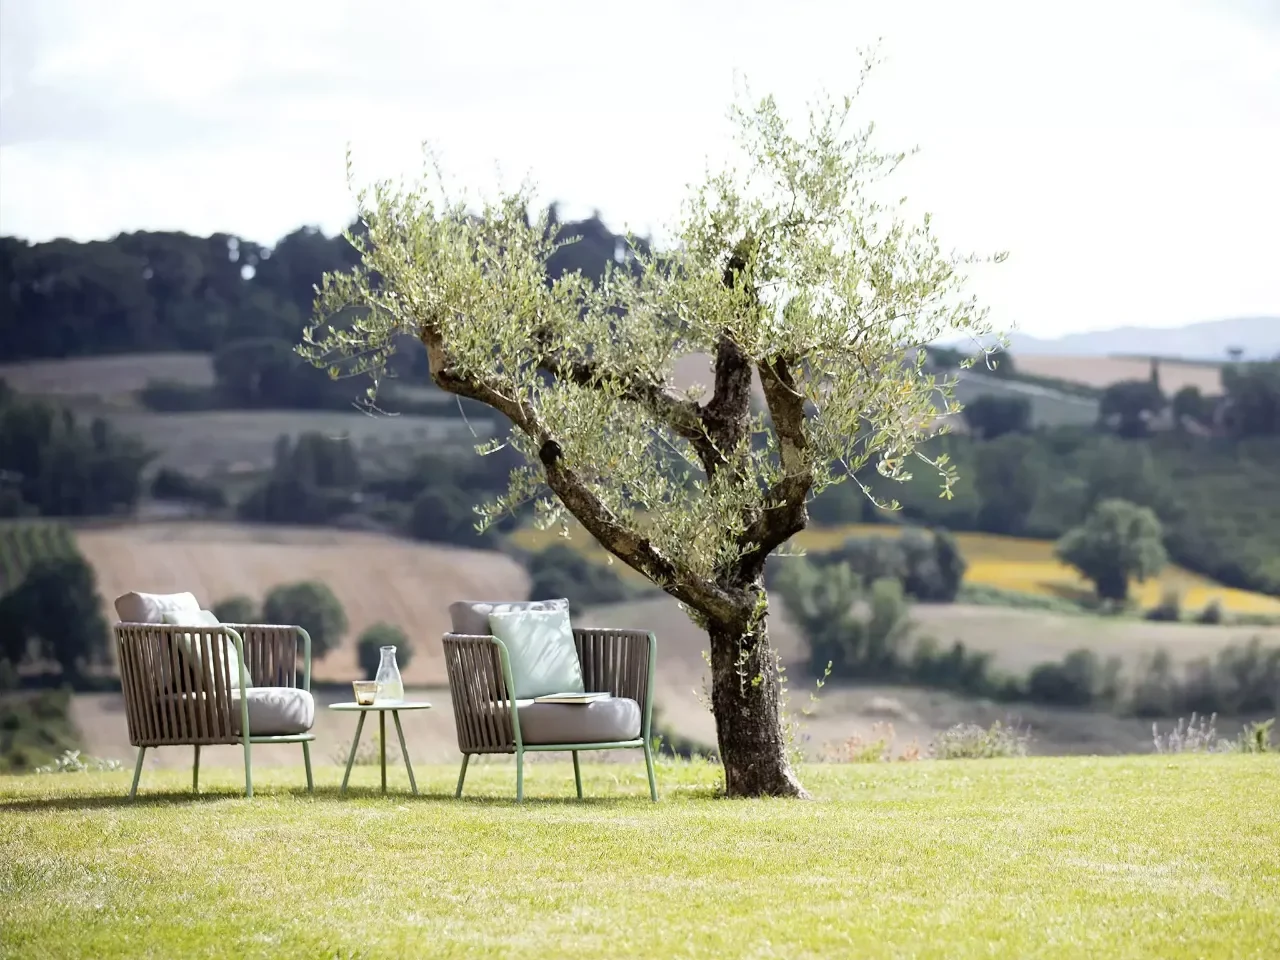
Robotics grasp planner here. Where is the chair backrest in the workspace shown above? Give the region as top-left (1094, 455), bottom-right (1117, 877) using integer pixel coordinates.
top-left (116, 624), bottom-right (241, 746)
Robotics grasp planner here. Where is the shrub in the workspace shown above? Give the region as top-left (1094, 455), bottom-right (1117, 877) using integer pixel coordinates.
top-left (1145, 587), bottom-right (1182, 622)
top-left (138, 380), bottom-right (216, 412)
top-left (407, 487), bottom-right (495, 547)
top-left (151, 467), bottom-right (226, 508)
top-left (932, 719), bottom-right (1031, 759)
top-left (1026, 649), bottom-right (1123, 708)
top-left (262, 581), bottom-right (348, 660)
top-left (1196, 598), bottom-right (1225, 625)
top-left (357, 622), bottom-right (412, 679)
top-left (1151, 713), bottom-right (1230, 753)
top-left (211, 595), bottom-right (258, 624)
top-left (1234, 719), bottom-right (1275, 754)
top-left (525, 544), bottom-right (643, 615)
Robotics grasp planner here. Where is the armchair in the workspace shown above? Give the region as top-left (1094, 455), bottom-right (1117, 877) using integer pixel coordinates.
top-left (443, 601), bottom-right (657, 803)
top-left (113, 591), bottom-right (315, 798)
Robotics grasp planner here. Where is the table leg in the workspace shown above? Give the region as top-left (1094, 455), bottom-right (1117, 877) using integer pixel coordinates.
top-left (341, 712), bottom-right (367, 796)
top-left (379, 710), bottom-right (387, 795)
top-left (392, 710), bottom-right (417, 796)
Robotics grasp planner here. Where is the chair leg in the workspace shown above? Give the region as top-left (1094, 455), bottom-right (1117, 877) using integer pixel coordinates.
top-left (643, 741), bottom-right (658, 802)
top-left (302, 741), bottom-right (314, 794)
top-left (572, 750), bottom-right (583, 799)
top-left (129, 746), bottom-right (146, 799)
top-left (242, 736), bottom-right (253, 799)
top-left (193, 745), bottom-right (201, 794)
top-left (455, 753), bottom-right (470, 798)
top-left (515, 748), bottom-right (524, 804)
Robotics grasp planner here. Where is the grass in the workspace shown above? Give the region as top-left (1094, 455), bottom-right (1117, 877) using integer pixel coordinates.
top-left (510, 522), bottom-right (1280, 615)
top-left (1, 757), bottom-right (1277, 959)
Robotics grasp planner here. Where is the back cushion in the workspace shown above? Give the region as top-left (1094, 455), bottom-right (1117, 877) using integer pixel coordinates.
top-left (487, 606), bottom-right (585, 700)
top-left (115, 591), bottom-right (201, 624)
top-left (448, 598), bottom-right (569, 636)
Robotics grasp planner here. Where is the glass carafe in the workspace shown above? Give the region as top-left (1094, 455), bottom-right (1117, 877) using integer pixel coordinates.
top-left (374, 645), bottom-right (404, 703)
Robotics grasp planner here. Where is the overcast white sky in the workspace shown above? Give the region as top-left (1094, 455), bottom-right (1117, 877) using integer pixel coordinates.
top-left (1, 0), bottom-right (1277, 338)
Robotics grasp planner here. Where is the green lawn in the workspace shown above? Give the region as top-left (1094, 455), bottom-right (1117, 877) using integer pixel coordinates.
top-left (1, 757), bottom-right (1277, 959)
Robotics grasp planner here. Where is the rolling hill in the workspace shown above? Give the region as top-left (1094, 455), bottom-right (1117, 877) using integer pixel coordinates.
top-left (1006, 316), bottom-right (1279, 361)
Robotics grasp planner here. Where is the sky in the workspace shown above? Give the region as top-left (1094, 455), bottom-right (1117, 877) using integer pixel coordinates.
top-left (1, 0), bottom-right (1277, 340)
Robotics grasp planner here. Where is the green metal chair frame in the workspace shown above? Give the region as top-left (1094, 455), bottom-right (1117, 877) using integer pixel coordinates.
top-left (443, 627), bottom-right (657, 803)
top-left (115, 622), bottom-right (314, 798)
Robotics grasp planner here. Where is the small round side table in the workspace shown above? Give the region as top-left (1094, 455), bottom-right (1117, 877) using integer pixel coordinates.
top-left (330, 701), bottom-right (432, 796)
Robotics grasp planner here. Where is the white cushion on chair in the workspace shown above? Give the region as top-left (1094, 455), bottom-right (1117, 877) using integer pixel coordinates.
top-left (115, 591), bottom-right (201, 624)
top-left (516, 697), bottom-right (641, 745)
top-left (230, 687), bottom-right (314, 737)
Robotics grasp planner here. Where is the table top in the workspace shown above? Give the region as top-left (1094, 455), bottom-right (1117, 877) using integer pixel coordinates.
top-left (329, 700), bottom-right (433, 712)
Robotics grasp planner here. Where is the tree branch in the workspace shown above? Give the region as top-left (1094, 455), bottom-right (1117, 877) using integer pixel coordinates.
top-left (737, 356), bottom-right (814, 574)
top-left (420, 326), bottom-right (746, 622)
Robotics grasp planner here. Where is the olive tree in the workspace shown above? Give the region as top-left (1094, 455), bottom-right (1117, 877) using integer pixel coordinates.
top-left (301, 68), bottom-right (1001, 797)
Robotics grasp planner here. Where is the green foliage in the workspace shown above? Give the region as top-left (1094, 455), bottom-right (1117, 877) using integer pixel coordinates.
top-left (1196, 598), bottom-right (1225, 625)
top-left (974, 434), bottom-right (1043, 535)
top-left (0, 690), bottom-right (80, 773)
top-left (799, 527), bottom-right (967, 604)
top-left (151, 467), bottom-right (226, 509)
top-left (1145, 586), bottom-right (1183, 622)
top-left (1055, 498), bottom-right (1167, 601)
top-left (1099, 379), bottom-right (1166, 438)
top-left (773, 558), bottom-right (911, 678)
top-left (300, 73), bottom-right (1002, 595)
top-left (1220, 360), bottom-right (1280, 438)
top-left (356, 622), bottom-right (412, 679)
top-left (0, 384), bottom-right (153, 518)
top-left (1129, 640), bottom-right (1280, 718)
top-left (407, 487), bottom-right (493, 547)
top-left (2, 554), bottom-right (110, 682)
top-left (1234, 718), bottom-right (1275, 754)
top-left (1026, 650), bottom-right (1123, 708)
top-left (262, 581), bottom-right (348, 660)
top-left (525, 544), bottom-right (650, 615)
top-left (238, 433), bottom-right (361, 525)
top-left (0, 521), bottom-right (76, 596)
top-left (211, 595), bottom-right (258, 624)
top-left (962, 394), bottom-right (1031, 439)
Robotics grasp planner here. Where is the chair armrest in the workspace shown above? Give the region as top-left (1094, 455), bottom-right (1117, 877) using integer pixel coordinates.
top-left (442, 633), bottom-right (521, 753)
top-left (573, 628), bottom-right (656, 737)
top-left (220, 623), bottom-right (311, 690)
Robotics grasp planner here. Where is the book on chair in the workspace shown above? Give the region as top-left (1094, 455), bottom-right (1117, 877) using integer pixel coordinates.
top-left (532, 691), bottom-right (611, 705)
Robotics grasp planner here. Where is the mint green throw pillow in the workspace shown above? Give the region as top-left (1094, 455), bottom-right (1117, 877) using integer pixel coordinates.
top-left (487, 607), bottom-right (585, 700)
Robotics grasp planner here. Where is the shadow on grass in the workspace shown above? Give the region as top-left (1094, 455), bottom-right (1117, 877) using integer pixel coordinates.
top-left (0, 784), bottom-right (668, 814)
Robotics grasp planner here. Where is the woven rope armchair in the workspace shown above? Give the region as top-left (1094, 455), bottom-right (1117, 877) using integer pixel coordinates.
top-left (116, 621), bottom-right (314, 798)
top-left (443, 626), bottom-right (657, 803)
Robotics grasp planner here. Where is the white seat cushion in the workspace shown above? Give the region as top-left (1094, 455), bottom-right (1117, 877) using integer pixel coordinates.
top-left (515, 697), bottom-right (641, 745)
top-left (231, 687), bottom-right (315, 737)
top-left (115, 591), bottom-right (201, 624)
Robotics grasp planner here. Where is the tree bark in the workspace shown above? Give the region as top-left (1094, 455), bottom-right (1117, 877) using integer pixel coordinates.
top-left (707, 614), bottom-right (810, 799)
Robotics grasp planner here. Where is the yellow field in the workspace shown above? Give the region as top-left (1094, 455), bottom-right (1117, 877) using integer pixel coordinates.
top-left (510, 522), bottom-right (1280, 615)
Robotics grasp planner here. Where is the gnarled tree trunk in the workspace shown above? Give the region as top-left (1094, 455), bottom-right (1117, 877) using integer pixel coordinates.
top-left (707, 612), bottom-right (809, 799)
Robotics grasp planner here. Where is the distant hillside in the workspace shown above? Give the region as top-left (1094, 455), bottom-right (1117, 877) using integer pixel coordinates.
top-left (1006, 316), bottom-right (1279, 361)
